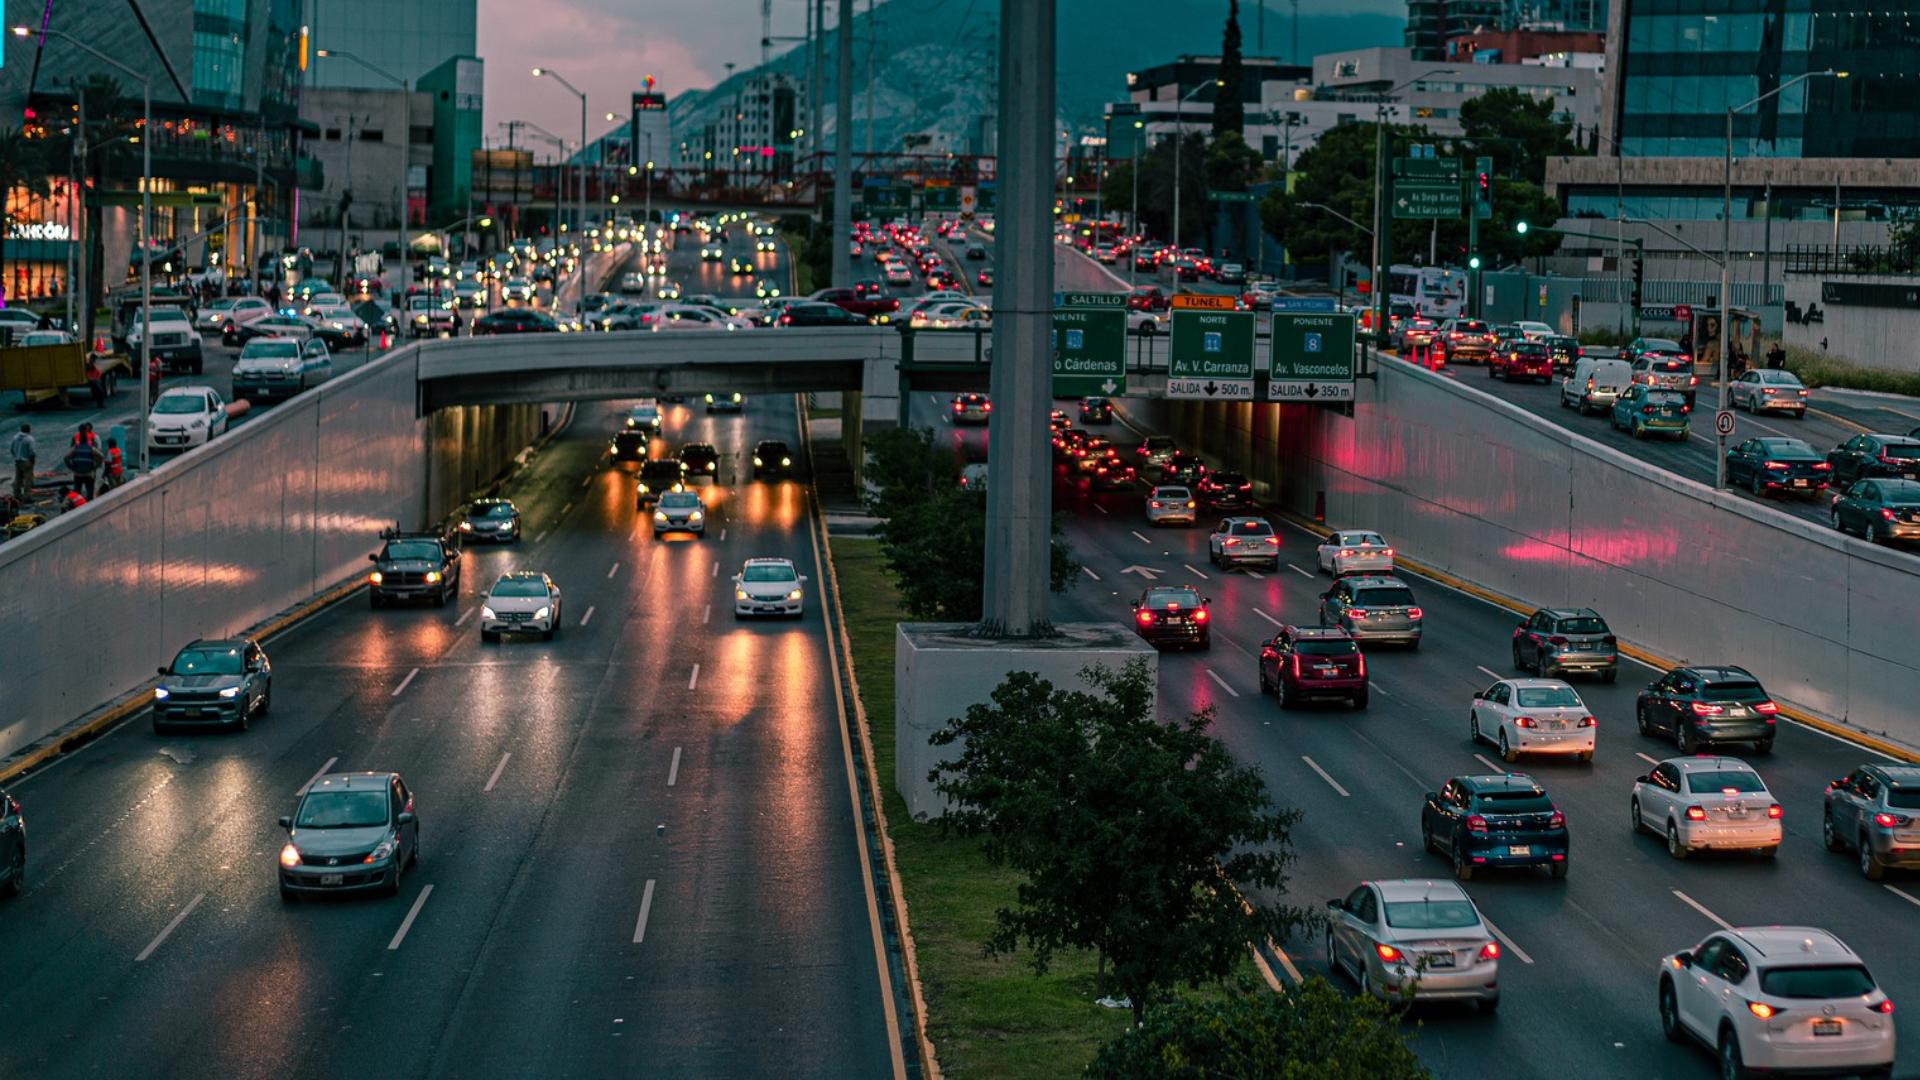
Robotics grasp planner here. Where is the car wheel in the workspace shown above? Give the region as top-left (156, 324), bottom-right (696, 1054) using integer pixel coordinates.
top-left (1631, 797), bottom-right (1644, 835)
top-left (1660, 981), bottom-right (1684, 1043)
top-left (1277, 679), bottom-right (1294, 710)
top-left (385, 860), bottom-right (403, 897)
top-left (279, 883), bottom-right (298, 903)
top-left (1469, 710), bottom-right (1482, 744)
top-left (1257, 666), bottom-right (1273, 695)
top-left (1866, 521), bottom-right (1882, 545)
top-left (1551, 859), bottom-right (1569, 879)
top-left (1637, 702), bottom-right (1652, 735)
top-left (258, 685), bottom-right (272, 716)
top-left (1720, 1027), bottom-right (1750, 1080)
top-left (1453, 845), bottom-right (1474, 881)
top-left (1601, 667), bottom-right (1618, 684)
top-left (1677, 723), bottom-right (1696, 755)
top-left (1500, 729), bottom-right (1519, 763)
top-left (1667, 822), bottom-right (1690, 860)
top-left (1512, 642), bottom-right (1527, 671)
top-left (1862, 840), bottom-right (1887, 881)
top-left (1352, 689), bottom-right (1368, 710)
top-left (370, 592), bottom-right (384, 609)
top-left (1831, 507), bottom-right (1846, 532)
top-left (1579, 749), bottom-right (1593, 763)
top-left (1748, 472), bottom-right (1764, 497)
top-left (1823, 810), bottom-right (1847, 851)
top-left (233, 704), bottom-right (249, 733)
top-left (543, 625), bottom-right (556, 641)
top-left (1753, 737), bottom-right (1773, 755)
top-left (2, 842), bottom-right (23, 897)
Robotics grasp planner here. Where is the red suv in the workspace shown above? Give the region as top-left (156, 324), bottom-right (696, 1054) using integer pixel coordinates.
top-left (1258, 625), bottom-right (1368, 709)
top-left (1491, 340), bottom-right (1554, 384)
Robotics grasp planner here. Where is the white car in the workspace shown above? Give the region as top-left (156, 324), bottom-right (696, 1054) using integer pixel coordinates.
top-left (1317, 530), bottom-right (1395, 576)
top-left (244, 313), bottom-right (318, 344)
top-left (500, 277), bottom-right (534, 303)
top-left (916, 302), bottom-right (991, 330)
top-left (146, 386), bottom-right (229, 451)
top-left (200, 296), bottom-right (274, 337)
top-left (1631, 756), bottom-right (1782, 860)
top-left (1146, 485), bottom-right (1197, 526)
top-left (1207, 517), bottom-right (1280, 570)
top-left (1468, 678), bottom-right (1597, 762)
top-left (652, 490), bottom-right (707, 536)
top-left (1325, 878), bottom-right (1500, 1011)
top-left (1514, 320), bottom-right (1554, 341)
top-left (231, 338), bottom-right (333, 401)
top-left (1658, 927), bottom-right (1894, 1078)
top-left (480, 571), bottom-right (562, 642)
top-left (733, 557), bottom-right (807, 618)
top-left (652, 304), bottom-right (746, 331)
top-left (125, 307), bottom-right (206, 373)
top-left (884, 263), bottom-right (915, 287)
top-left (308, 304), bottom-right (368, 345)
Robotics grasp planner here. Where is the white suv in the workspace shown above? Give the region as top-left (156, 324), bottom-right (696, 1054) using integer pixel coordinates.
top-left (126, 307), bottom-right (206, 373)
top-left (1659, 926), bottom-right (1894, 1079)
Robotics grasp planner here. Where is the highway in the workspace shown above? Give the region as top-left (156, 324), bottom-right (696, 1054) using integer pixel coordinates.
top-left (0, 228), bottom-right (903, 1079)
top-left (910, 389), bottom-right (1920, 1079)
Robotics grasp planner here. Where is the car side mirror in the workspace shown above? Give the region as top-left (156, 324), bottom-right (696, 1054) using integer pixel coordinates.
top-left (1674, 950), bottom-right (1694, 969)
top-left (1425, 790), bottom-right (1439, 804)
top-left (396, 812), bottom-right (416, 826)
top-left (157, 666), bottom-right (169, 675)
top-left (1636, 774), bottom-right (1651, 784)
top-left (732, 574), bottom-right (742, 582)
top-left (1319, 591), bottom-right (1331, 601)
top-left (1130, 599), bottom-right (1141, 609)
top-left (799, 575), bottom-right (810, 582)
top-left (1517, 620), bottom-right (1529, 630)
top-left (1326, 898), bottom-right (1344, 911)
top-left (278, 815), bottom-right (292, 830)
top-left (368, 553), bottom-right (378, 562)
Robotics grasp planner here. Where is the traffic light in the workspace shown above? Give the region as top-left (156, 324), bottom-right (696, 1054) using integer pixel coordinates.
top-left (1468, 254), bottom-right (1481, 270)
top-left (1515, 221), bottom-right (1529, 235)
top-left (1474, 155), bottom-right (1493, 220)
top-left (1630, 250), bottom-right (1645, 309)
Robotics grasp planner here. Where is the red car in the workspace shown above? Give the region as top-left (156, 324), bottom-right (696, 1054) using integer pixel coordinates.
top-left (1258, 625), bottom-right (1368, 709)
top-left (1127, 286), bottom-right (1169, 312)
top-left (1090, 451), bottom-right (1136, 490)
top-left (1490, 340), bottom-right (1554, 384)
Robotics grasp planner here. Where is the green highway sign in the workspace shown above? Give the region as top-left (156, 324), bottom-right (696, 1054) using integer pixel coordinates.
top-left (1394, 157), bottom-right (1459, 180)
top-left (1393, 180), bottom-right (1463, 220)
top-left (1052, 296), bottom-right (1128, 397)
top-left (1268, 311), bottom-right (1356, 402)
top-left (1167, 295), bottom-right (1254, 400)
top-left (1207, 189), bottom-right (1259, 203)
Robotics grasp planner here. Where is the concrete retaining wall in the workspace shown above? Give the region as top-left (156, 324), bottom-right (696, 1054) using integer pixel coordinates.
top-left (0, 343), bottom-right (542, 762)
top-left (1276, 356), bottom-right (1920, 747)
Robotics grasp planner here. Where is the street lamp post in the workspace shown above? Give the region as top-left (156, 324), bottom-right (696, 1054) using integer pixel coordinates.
top-left (1170, 80), bottom-right (1217, 252)
top-left (532, 68), bottom-right (588, 234)
top-left (17, 25), bottom-right (154, 475)
top-left (317, 49), bottom-right (410, 303)
top-left (1717, 69), bottom-right (1842, 491)
top-left (1129, 118), bottom-right (1143, 289)
top-left (1369, 69), bottom-right (1453, 338)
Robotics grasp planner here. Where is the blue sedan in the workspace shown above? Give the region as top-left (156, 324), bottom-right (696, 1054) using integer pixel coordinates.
top-left (1610, 384), bottom-right (1691, 440)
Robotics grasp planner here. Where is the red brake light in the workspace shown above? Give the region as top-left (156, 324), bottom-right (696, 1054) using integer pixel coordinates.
top-left (1466, 815), bottom-right (1489, 834)
top-left (1514, 716), bottom-right (1537, 728)
top-left (1579, 715), bottom-right (1598, 728)
top-left (1754, 701), bottom-right (1779, 715)
top-left (1874, 812), bottom-right (1909, 827)
top-left (1875, 999), bottom-right (1895, 1015)
top-left (1547, 636), bottom-right (1569, 647)
top-left (1767, 803), bottom-right (1784, 819)
top-left (1375, 943), bottom-right (1403, 963)
top-left (1685, 806), bottom-right (1708, 821)
top-left (1548, 810), bottom-right (1566, 828)
top-left (1479, 941), bottom-right (1501, 962)
top-left (1406, 608), bottom-right (1423, 619)
top-left (1748, 1001), bottom-right (1778, 1020)
top-left (1813, 462), bottom-right (1831, 471)
top-left (1191, 607), bottom-right (1209, 623)
top-left (1882, 508), bottom-right (1898, 521)
top-left (1136, 610), bottom-right (1155, 625)
top-left (1690, 702), bottom-right (1724, 716)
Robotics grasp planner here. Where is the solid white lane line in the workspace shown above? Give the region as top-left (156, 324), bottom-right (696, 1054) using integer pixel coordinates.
top-left (135, 893), bottom-right (205, 962)
top-left (455, 606), bottom-right (476, 626)
top-left (719, 527), bottom-right (727, 541)
top-left (1301, 756), bottom-right (1350, 797)
top-left (668, 747), bottom-right (682, 787)
top-left (1287, 563), bottom-right (1314, 579)
top-left (1480, 915), bottom-right (1535, 965)
top-left (1636, 752), bottom-right (1661, 766)
top-left (484, 752), bottom-right (512, 792)
top-left (703, 604), bottom-right (711, 624)
top-left (1886, 885), bottom-right (1920, 909)
top-left (1131, 530), bottom-right (1153, 545)
top-left (1205, 669), bottom-right (1240, 699)
top-left (688, 664), bottom-right (701, 690)
top-left (1185, 563), bottom-right (1210, 580)
top-left (1623, 653), bottom-right (1663, 671)
top-left (296, 756), bottom-right (339, 796)
top-left (534, 530), bottom-right (549, 543)
top-left (1247, 570), bottom-right (1265, 580)
top-left (1474, 753), bottom-right (1506, 774)
top-left (388, 884), bottom-right (435, 950)
top-left (1672, 889), bottom-right (1733, 930)
top-left (391, 667), bottom-right (419, 697)
top-left (1475, 665), bottom-right (1502, 681)
top-left (632, 879), bottom-right (657, 944)
top-left (1784, 718), bottom-right (1901, 763)
top-left (1083, 567), bottom-right (1102, 582)
top-left (1255, 608), bottom-right (1284, 628)
top-left (1093, 503), bottom-right (1109, 514)
top-left (607, 562), bottom-right (621, 579)
top-left (581, 606), bottom-right (595, 626)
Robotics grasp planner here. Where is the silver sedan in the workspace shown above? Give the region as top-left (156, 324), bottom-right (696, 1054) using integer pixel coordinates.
top-left (1145, 485), bottom-right (1197, 526)
top-left (1325, 878), bottom-right (1500, 1011)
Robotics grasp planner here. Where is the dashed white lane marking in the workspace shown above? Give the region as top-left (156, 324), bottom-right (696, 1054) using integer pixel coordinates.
top-left (1185, 564), bottom-right (1210, 580)
top-left (455, 606), bottom-right (476, 626)
top-left (1131, 530), bottom-right (1153, 545)
top-left (1672, 889), bottom-right (1733, 930)
top-left (534, 530), bottom-right (549, 543)
top-left (1255, 608), bottom-right (1284, 628)
top-left (710, 560), bottom-right (718, 577)
top-left (607, 562), bottom-right (621, 579)
top-left (1480, 915), bottom-right (1535, 965)
top-left (1886, 885), bottom-right (1920, 910)
top-left (668, 747), bottom-right (682, 787)
top-left (1372, 683), bottom-right (1392, 699)
top-left (1093, 503), bottom-right (1109, 514)
top-left (1474, 753), bottom-right (1506, 773)
top-left (1205, 669), bottom-right (1240, 699)
top-left (1301, 757), bottom-right (1350, 797)
top-left (581, 606), bottom-right (595, 626)
top-left (1636, 752), bottom-right (1661, 766)
top-left (388, 885), bottom-right (435, 950)
top-left (632, 879), bottom-right (657, 944)
top-left (703, 604), bottom-right (711, 624)
top-left (561, 501), bottom-right (573, 515)
top-left (1475, 665), bottom-right (1503, 681)
top-left (719, 527), bottom-right (727, 541)
top-left (391, 667), bottom-right (420, 697)
top-left (1248, 570), bottom-right (1265, 580)
top-left (1287, 563), bottom-right (1314, 578)
top-left (484, 752), bottom-right (512, 792)
top-left (297, 757), bottom-right (339, 796)
top-left (135, 893), bottom-right (205, 962)
top-left (1083, 567), bottom-right (1101, 582)
top-left (688, 664), bottom-right (701, 690)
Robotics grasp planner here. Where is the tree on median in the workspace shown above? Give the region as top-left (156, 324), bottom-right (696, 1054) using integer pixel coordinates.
top-left (1085, 976), bottom-right (1432, 1079)
top-left (929, 660), bottom-right (1309, 1027)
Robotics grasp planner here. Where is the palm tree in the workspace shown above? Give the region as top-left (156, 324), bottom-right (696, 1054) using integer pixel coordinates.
top-left (0, 127), bottom-right (51, 308)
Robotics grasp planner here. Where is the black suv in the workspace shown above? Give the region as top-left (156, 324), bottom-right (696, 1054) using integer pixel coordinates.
top-left (1635, 665), bottom-right (1779, 754)
top-left (368, 528), bottom-right (462, 607)
top-left (637, 459), bottom-right (686, 506)
top-left (153, 638), bottom-right (273, 732)
top-left (1130, 585), bottom-right (1212, 650)
top-left (754, 440), bottom-right (793, 479)
top-left (611, 428), bottom-right (649, 462)
top-left (1079, 397), bottom-right (1113, 424)
top-left (1196, 470), bottom-right (1253, 511)
top-left (1511, 607), bottom-right (1617, 681)
top-left (679, 442), bottom-right (721, 480)
top-left (0, 789), bottom-right (22, 899)
top-left (1422, 774), bottom-right (1570, 881)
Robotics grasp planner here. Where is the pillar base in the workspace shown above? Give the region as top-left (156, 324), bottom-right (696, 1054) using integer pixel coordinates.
top-left (894, 622), bottom-right (1158, 821)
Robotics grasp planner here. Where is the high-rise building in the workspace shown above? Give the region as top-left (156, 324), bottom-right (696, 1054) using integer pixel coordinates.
top-left (305, 0), bottom-right (476, 91)
top-left (1406, 0), bottom-right (1509, 61)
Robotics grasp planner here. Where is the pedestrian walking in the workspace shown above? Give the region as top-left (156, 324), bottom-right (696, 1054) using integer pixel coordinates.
top-left (1766, 341), bottom-right (1786, 370)
top-left (65, 431), bottom-right (100, 499)
top-left (9, 424), bottom-right (36, 501)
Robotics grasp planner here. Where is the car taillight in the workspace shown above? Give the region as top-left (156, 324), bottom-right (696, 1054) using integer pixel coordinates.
top-left (1514, 716), bottom-right (1537, 728)
top-left (1339, 549), bottom-right (1354, 557)
top-left (1797, 388), bottom-right (1809, 397)
top-left (1478, 941), bottom-right (1501, 962)
top-left (1747, 1001), bottom-right (1778, 1020)
top-left (1348, 609), bottom-right (1368, 619)
top-left (1813, 462), bottom-right (1831, 471)
top-left (1136, 610), bottom-right (1155, 625)
top-left (1602, 635), bottom-right (1616, 645)
top-left (1685, 805), bottom-right (1708, 821)
top-left (1689, 375), bottom-right (1700, 386)
top-left (1355, 654), bottom-right (1366, 678)
top-left (1466, 815), bottom-right (1488, 834)
top-left (1641, 405), bottom-right (1656, 416)
top-left (1579, 715), bottom-right (1597, 728)
top-left (1765, 461), bottom-right (1789, 471)
top-left (1382, 548), bottom-right (1393, 556)
top-left (1548, 635), bottom-right (1568, 646)
top-left (1752, 700), bottom-right (1779, 715)
top-left (1548, 810), bottom-right (1566, 828)
top-left (1879, 453), bottom-right (1901, 466)
top-left (1185, 501), bottom-right (1196, 509)
top-left (983, 402), bottom-right (992, 411)
top-left (1375, 943), bottom-right (1403, 963)
top-left (1875, 999), bottom-right (1895, 1015)
top-left (1406, 607), bottom-right (1422, 619)
top-left (1690, 702), bottom-right (1723, 716)
top-left (1191, 607), bottom-right (1210, 624)
top-left (1882, 508), bottom-right (1899, 521)
top-left (1766, 803), bottom-right (1783, 819)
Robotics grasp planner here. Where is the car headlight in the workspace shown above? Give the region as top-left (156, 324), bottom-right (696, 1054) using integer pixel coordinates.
top-left (533, 606), bottom-right (550, 621)
top-left (705, 393), bottom-right (714, 403)
top-left (369, 571), bottom-right (384, 585)
top-left (219, 686), bottom-right (241, 699)
top-left (366, 839), bottom-right (396, 863)
top-left (654, 510), bottom-right (668, 522)
top-left (415, 314), bottom-right (429, 323)
top-left (460, 521), bottom-right (474, 531)
top-left (153, 686), bottom-right (171, 700)
top-left (688, 510), bottom-right (703, 522)
top-left (731, 393), bottom-right (742, 402)
top-left (481, 606), bottom-right (497, 620)
top-left (424, 570), bottom-right (442, 584)
top-left (782, 456), bottom-right (792, 467)
top-left (736, 589), bottom-right (750, 601)
top-left (279, 843), bottom-right (302, 868)
top-left (787, 589), bottom-right (803, 601)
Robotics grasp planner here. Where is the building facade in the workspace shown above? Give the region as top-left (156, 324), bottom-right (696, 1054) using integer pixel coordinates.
top-left (304, 0), bottom-right (476, 92)
top-left (670, 73), bottom-right (801, 182)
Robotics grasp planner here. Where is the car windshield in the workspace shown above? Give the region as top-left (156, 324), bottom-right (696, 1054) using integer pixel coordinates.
top-left (1477, 789), bottom-right (1556, 814)
top-left (1343, 532), bottom-right (1385, 546)
top-left (1686, 770), bottom-right (1766, 794)
top-left (1144, 437), bottom-right (1175, 450)
top-left (758, 443), bottom-right (789, 456)
top-left (1556, 616), bottom-right (1608, 634)
top-left (1515, 686), bottom-right (1583, 708)
top-left (1354, 587), bottom-right (1416, 608)
top-left (743, 564), bottom-right (795, 583)
top-left (147, 309), bottom-right (190, 324)
top-left (1294, 638), bottom-right (1357, 656)
top-left (244, 341), bottom-right (300, 359)
top-left (383, 540), bottom-right (441, 561)
top-left (1886, 788), bottom-right (1920, 810)
top-left (1757, 370), bottom-right (1802, 385)
top-left (1212, 472), bottom-right (1249, 486)
top-left (1156, 488), bottom-right (1192, 500)
top-left (1645, 360), bottom-right (1691, 373)
top-left (1455, 321), bottom-right (1488, 332)
top-left (153, 394), bottom-right (207, 415)
top-left (1701, 680), bottom-right (1768, 703)
top-left (472, 503), bottom-right (514, 519)
top-left (295, 790), bottom-right (390, 829)
top-left (206, 299), bottom-right (236, 311)
top-left (1760, 965), bottom-right (1876, 999)
top-left (1231, 520), bottom-right (1272, 536)
top-left (642, 462), bottom-right (681, 479)
top-left (1144, 588), bottom-right (1201, 607)
top-left (1383, 899), bottom-right (1479, 929)
top-left (660, 492), bottom-right (701, 509)
top-left (1757, 439), bottom-right (1817, 457)
top-left (491, 577), bottom-right (549, 598)
top-left (1645, 391), bottom-right (1687, 406)
top-left (1643, 339), bottom-right (1683, 352)
top-left (170, 646), bottom-right (244, 675)
top-left (314, 306), bottom-right (351, 319)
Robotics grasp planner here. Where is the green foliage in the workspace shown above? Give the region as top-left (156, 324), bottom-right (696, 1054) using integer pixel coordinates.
top-left (1099, 134), bottom-right (1210, 244)
top-left (1204, 130), bottom-right (1263, 194)
top-left (930, 661), bottom-right (1309, 1026)
top-left (1084, 977), bottom-right (1431, 1080)
top-left (779, 212), bottom-right (832, 297)
top-left (1458, 87), bottom-right (1579, 187)
top-left (1786, 348), bottom-right (1920, 398)
top-left (1214, 1), bottom-right (1246, 137)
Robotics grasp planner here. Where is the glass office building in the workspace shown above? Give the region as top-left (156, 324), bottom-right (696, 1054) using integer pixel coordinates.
top-left (308, 0), bottom-right (477, 90)
top-left (1615, 1), bottom-right (1920, 158)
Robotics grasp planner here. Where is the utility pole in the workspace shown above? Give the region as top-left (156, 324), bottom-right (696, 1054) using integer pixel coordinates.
top-left (250, 122), bottom-right (264, 297)
top-left (812, 0), bottom-right (825, 184)
top-left (980, 0), bottom-right (1055, 637)
top-left (832, 0), bottom-right (854, 287)
top-left (864, 0), bottom-right (876, 160)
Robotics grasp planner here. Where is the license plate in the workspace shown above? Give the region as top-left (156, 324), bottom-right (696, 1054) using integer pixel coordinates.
top-left (1425, 953), bottom-right (1456, 968)
top-left (320, 873), bottom-right (343, 886)
top-left (1793, 479), bottom-right (1809, 487)
top-left (1813, 1019), bottom-right (1842, 1037)
top-left (1508, 845), bottom-right (1530, 856)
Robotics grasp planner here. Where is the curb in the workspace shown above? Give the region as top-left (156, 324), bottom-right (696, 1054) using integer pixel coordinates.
top-left (801, 400), bottom-right (941, 1080)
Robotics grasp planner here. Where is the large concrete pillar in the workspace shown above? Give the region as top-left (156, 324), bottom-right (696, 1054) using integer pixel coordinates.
top-left (844, 389), bottom-right (864, 488)
top-left (831, 0), bottom-right (854, 288)
top-left (980, 0), bottom-right (1055, 638)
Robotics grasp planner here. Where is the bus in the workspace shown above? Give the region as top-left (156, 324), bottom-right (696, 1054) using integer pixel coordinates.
top-left (1388, 264), bottom-right (1468, 320)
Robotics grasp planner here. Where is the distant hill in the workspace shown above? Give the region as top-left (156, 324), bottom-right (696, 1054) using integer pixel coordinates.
top-left (657, 0), bottom-right (1404, 158)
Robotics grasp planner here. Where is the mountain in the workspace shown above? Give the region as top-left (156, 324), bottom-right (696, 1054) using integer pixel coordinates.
top-left (655, 0), bottom-right (1404, 160)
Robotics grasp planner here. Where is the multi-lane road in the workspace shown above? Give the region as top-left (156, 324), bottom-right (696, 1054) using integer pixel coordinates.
top-left (913, 389), bottom-right (1920, 1079)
